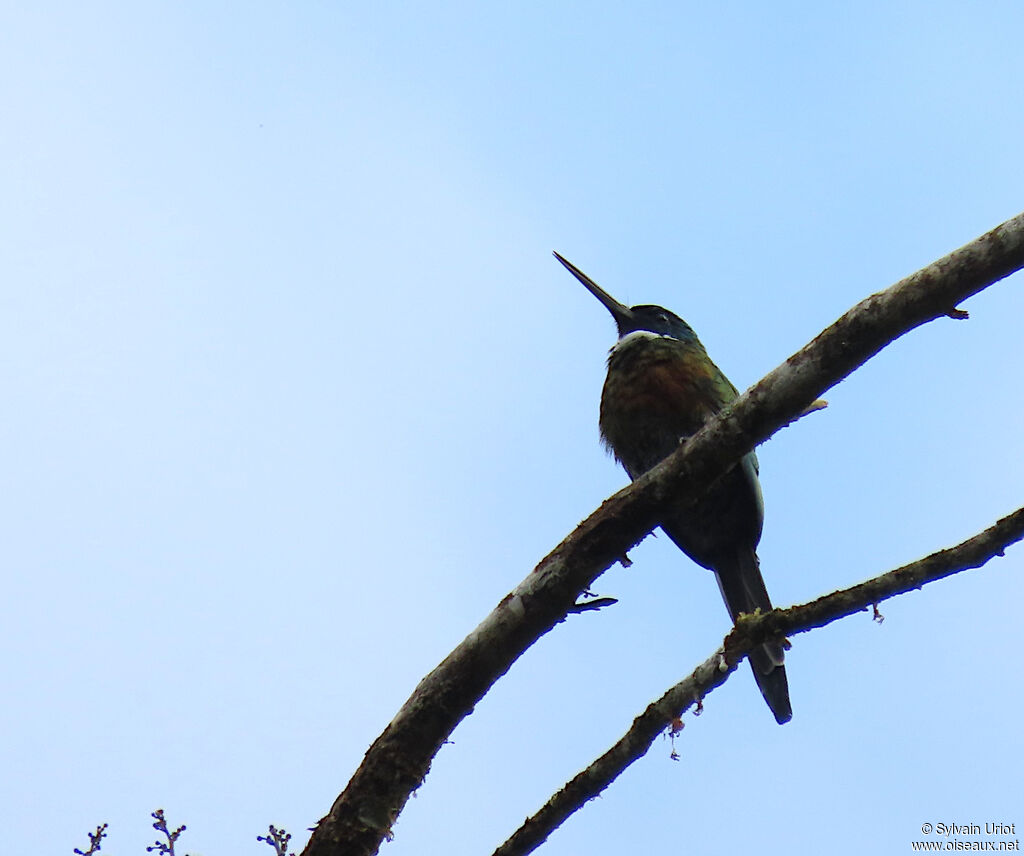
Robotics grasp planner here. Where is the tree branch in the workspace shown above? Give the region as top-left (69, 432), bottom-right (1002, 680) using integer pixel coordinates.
top-left (491, 506), bottom-right (1024, 856)
top-left (300, 211), bottom-right (1024, 856)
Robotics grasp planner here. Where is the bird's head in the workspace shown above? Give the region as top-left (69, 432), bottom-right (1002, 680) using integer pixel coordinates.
top-left (553, 251), bottom-right (697, 343)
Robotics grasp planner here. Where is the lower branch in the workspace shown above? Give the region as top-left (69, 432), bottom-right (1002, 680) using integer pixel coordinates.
top-left (492, 506), bottom-right (1024, 856)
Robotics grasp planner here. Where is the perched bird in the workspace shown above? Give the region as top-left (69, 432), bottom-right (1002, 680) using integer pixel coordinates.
top-left (555, 251), bottom-right (791, 724)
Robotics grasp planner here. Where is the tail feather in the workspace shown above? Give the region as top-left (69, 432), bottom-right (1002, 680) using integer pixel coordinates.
top-left (714, 548), bottom-right (792, 725)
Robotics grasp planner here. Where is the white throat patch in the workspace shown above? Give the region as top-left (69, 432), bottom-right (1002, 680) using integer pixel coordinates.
top-left (612, 329), bottom-right (668, 352)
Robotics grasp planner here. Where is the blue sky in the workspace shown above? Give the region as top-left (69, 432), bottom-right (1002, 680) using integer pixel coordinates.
top-left (3, 3), bottom-right (1023, 855)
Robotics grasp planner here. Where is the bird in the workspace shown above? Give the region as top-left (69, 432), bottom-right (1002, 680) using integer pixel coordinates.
top-left (554, 251), bottom-right (791, 724)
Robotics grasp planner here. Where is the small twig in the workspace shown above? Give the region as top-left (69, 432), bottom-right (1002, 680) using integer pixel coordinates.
top-left (146, 809), bottom-right (188, 856)
top-left (258, 825), bottom-right (294, 855)
top-left (777, 398), bottom-right (829, 430)
top-left (74, 824), bottom-right (108, 856)
top-left (566, 597), bottom-right (619, 615)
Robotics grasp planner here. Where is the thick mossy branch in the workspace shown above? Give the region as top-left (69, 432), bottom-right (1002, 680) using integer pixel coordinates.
top-left (301, 212), bottom-right (1024, 856)
top-left (492, 506), bottom-right (1024, 856)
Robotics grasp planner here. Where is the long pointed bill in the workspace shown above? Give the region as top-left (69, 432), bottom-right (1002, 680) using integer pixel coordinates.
top-left (552, 251), bottom-right (635, 330)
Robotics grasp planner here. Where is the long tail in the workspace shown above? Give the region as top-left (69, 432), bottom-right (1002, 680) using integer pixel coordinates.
top-left (714, 548), bottom-right (792, 724)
